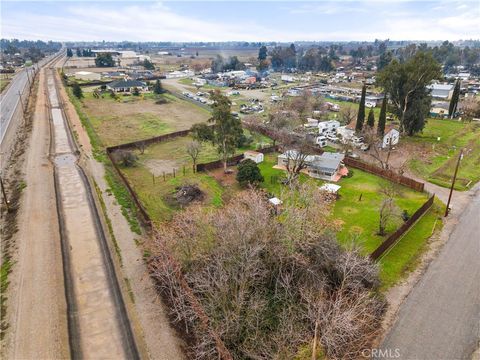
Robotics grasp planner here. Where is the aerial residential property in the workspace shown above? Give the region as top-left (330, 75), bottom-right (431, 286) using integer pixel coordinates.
top-left (0, 1), bottom-right (479, 360)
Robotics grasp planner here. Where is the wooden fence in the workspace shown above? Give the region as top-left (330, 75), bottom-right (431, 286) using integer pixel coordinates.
top-left (196, 145), bottom-right (278, 172)
top-left (107, 128), bottom-right (192, 152)
top-left (344, 157), bottom-right (425, 192)
top-left (370, 195), bottom-right (435, 261)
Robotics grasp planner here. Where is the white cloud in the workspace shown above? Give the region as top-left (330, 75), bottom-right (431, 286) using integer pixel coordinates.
top-left (1, 1), bottom-right (478, 42)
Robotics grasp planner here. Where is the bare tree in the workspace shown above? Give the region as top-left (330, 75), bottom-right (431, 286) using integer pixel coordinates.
top-left (378, 184), bottom-right (401, 236)
top-left (186, 140), bottom-right (202, 173)
top-left (461, 96), bottom-right (480, 120)
top-left (363, 127), bottom-right (394, 170)
top-left (150, 187), bottom-right (385, 359)
top-left (340, 105), bottom-right (357, 125)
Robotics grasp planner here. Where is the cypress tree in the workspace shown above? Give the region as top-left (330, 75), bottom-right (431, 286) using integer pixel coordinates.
top-left (72, 82), bottom-right (83, 99)
top-left (356, 84), bottom-right (366, 132)
top-left (367, 108), bottom-right (375, 128)
top-left (448, 80), bottom-right (460, 118)
top-left (378, 96), bottom-right (387, 137)
top-left (153, 79), bottom-right (163, 94)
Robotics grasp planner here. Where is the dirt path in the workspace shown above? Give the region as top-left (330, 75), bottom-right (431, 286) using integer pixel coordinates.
top-left (4, 66), bottom-right (69, 359)
top-left (56, 64), bottom-right (185, 359)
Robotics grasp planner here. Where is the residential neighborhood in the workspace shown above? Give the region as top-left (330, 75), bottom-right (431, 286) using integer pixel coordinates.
top-left (1, 1), bottom-right (479, 360)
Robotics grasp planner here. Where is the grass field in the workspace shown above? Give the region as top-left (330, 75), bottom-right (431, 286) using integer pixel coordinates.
top-left (0, 73), bottom-right (14, 93)
top-left (257, 153), bottom-right (436, 287)
top-left (119, 131), bottom-right (272, 224)
top-left (407, 119), bottom-right (480, 190)
top-left (80, 91), bottom-right (211, 146)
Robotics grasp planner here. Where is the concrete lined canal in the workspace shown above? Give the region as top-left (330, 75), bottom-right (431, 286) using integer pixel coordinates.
top-left (47, 72), bottom-right (136, 359)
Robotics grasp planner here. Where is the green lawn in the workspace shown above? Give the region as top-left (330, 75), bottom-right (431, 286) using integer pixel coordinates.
top-left (407, 119), bottom-right (480, 190)
top-left (257, 153), bottom-right (436, 288)
top-left (379, 199), bottom-right (444, 289)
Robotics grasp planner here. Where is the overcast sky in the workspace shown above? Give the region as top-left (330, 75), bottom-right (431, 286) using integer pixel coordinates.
top-left (1, 1), bottom-right (479, 42)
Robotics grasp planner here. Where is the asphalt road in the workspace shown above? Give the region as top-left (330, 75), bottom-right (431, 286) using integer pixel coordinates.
top-left (0, 56), bottom-right (54, 144)
top-left (381, 186), bottom-right (480, 359)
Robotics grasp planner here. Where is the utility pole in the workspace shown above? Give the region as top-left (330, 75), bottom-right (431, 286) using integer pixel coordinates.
top-left (18, 91), bottom-right (26, 114)
top-left (25, 67), bottom-right (32, 86)
top-left (444, 149), bottom-right (463, 217)
top-left (0, 176), bottom-right (10, 212)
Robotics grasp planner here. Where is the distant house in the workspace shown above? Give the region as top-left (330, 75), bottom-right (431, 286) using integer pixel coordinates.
top-left (244, 150), bottom-right (264, 164)
top-left (106, 79), bottom-right (148, 93)
top-left (336, 122), bottom-right (356, 141)
top-left (383, 127), bottom-right (400, 148)
top-left (74, 71), bottom-right (101, 81)
top-left (277, 151), bottom-right (347, 182)
top-left (318, 120), bottom-right (340, 135)
top-left (281, 74), bottom-right (295, 82)
top-left (427, 83), bottom-right (454, 100)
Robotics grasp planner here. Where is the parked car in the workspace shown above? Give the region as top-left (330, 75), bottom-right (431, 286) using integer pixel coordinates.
top-left (326, 133), bottom-right (339, 143)
top-left (316, 136), bottom-right (327, 147)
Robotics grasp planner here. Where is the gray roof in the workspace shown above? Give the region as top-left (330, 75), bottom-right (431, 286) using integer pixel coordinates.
top-left (309, 152), bottom-right (344, 171)
top-left (107, 79), bottom-right (146, 88)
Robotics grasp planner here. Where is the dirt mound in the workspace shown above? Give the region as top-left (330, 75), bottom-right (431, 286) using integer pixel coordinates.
top-left (173, 184), bottom-right (204, 206)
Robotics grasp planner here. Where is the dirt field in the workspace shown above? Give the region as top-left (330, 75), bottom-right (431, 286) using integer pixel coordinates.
top-left (81, 92), bottom-right (210, 146)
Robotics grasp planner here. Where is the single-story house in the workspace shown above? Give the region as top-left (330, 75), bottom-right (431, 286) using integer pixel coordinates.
top-left (244, 150), bottom-right (264, 163)
top-left (383, 127), bottom-right (400, 148)
top-left (74, 71), bottom-right (101, 81)
top-left (277, 151), bottom-right (347, 182)
top-left (107, 79), bottom-right (148, 93)
top-left (427, 83), bottom-right (454, 100)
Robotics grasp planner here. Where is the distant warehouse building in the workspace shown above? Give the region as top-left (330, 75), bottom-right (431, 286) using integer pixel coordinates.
top-left (74, 71), bottom-right (101, 81)
top-left (427, 83), bottom-right (454, 100)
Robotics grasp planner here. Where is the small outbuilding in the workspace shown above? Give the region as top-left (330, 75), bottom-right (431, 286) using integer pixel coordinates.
top-left (244, 150), bottom-right (264, 164)
top-left (319, 183), bottom-right (341, 194)
top-left (383, 127), bottom-right (400, 148)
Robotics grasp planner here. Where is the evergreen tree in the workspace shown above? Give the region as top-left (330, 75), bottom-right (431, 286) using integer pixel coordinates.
top-left (448, 80), bottom-right (461, 118)
top-left (72, 83), bottom-right (83, 99)
top-left (209, 91), bottom-right (244, 172)
top-left (356, 84), bottom-right (367, 132)
top-left (377, 96), bottom-right (387, 137)
top-left (236, 159), bottom-right (264, 187)
top-left (153, 79), bottom-right (163, 94)
top-left (367, 108), bottom-right (375, 128)
top-left (258, 45), bottom-right (268, 61)
top-left (377, 51), bottom-right (441, 135)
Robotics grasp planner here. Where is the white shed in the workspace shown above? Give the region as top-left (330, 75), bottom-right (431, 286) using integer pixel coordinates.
top-left (244, 150), bottom-right (264, 163)
top-left (383, 128), bottom-right (400, 148)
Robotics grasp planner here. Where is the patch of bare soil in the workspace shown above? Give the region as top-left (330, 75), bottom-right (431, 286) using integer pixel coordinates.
top-left (208, 167), bottom-right (238, 186)
top-left (144, 159), bottom-right (179, 177)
